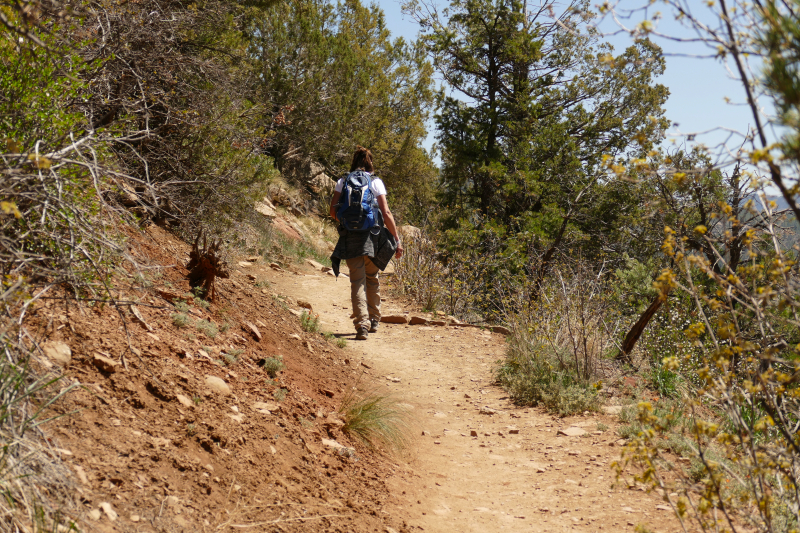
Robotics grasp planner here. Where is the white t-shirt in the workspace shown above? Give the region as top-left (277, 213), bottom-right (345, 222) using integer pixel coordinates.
top-left (335, 173), bottom-right (387, 197)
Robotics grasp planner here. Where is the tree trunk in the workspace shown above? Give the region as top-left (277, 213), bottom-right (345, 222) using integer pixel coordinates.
top-left (529, 214), bottom-right (570, 303)
top-left (616, 290), bottom-right (670, 364)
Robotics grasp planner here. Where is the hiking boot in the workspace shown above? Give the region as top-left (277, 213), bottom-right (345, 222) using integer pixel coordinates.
top-left (355, 326), bottom-right (369, 340)
top-left (369, 318), bottom-right (380, 333)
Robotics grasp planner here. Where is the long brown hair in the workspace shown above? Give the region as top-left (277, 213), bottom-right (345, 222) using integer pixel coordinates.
top-left (350, 146), bottom-right (374, 173)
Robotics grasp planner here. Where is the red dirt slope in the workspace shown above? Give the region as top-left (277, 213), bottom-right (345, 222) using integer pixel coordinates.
top-left (31, 224), bottom-right (406, 532)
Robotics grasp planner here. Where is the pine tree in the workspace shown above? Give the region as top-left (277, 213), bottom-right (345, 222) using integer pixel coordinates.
top-left (406, 0), bottom-right (669, 276)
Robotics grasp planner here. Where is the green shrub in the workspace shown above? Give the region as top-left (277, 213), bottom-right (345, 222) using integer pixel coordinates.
top-left (336, 337), bottom-right (347, 349)
top-left (496, 340), bottom-right (599, 417)
top-left (172, 313), bottom-right (190, 328)
top-left (274, 388), bottom-right (288, 402)
top-left (300, 311), bottom-right (319, 333)
top-left (648, 361), bottom-right (681, 399)
top-left (195, 320), bottom-right (218, 338)
top-left (260, 357), bottom-right (285, 378)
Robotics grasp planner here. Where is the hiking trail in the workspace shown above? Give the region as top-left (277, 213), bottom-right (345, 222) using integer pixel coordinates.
top-left (275, 266), bottom-right (681, 533)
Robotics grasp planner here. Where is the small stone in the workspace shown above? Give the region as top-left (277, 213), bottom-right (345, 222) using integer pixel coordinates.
top-left (385, 527), bottom-right (400, 533)
top-left (536, 467), bottom-right (546, 473)
top-left (469, 430), bottom-right (478, 437)
top-left (479, 406), bottom-right (498, 415)
top-left (289, 309), bottom-right (302, 316)
top-left (429, 320), bottom-right (447, 326)
top-left (557, 427), bottom-right (586, 437)
top-left (322, 389), bottom-right (335, 398)
top-left (73, 465), bottom-right (89, 485)
top-left (568, 450), bottom-right (581, 456)
top-left (253, 401), bottom-right (279, 413)
top-left (592, 430), bottom-right (603, 435)
top-left (360, 361), bottom-right (372, 369)
top-left (614, 439), bottom-right (628, 446)
top-left (204, 375), bottom-right (231, 395)
top-left (381, 315), bottom-right (408, 324)
top-left (565, 479), bottom-right (578, 485)
top-left (289, 333), bottom-right (302, 340)
top-left (656, 505), bottom-right (671, 511)
top-left (422, 430), bottom-right (431, 436)
top-left (622, 506), bottom-right (635, 513)
top-left (130, 514), bottom-right (141, 522)
top-left (602, 405), bottom-right (623, 415)
top-left (247, 274), bottom-right (257, 281)
top-left (255, 202), bottom-right (277, 218)
top-left (176, 394), bottom-right (194, 408)
top-left (238, 261), bottom-right (253, 267)
top-left (92, 353), bottom-right (118, 373)
top-left (243, 322), bottom-right (262, 341)
top-left (433, 440), bottom-right (441, 444)
top-left (306, 259), bottom-right (324, 269)
top-left (321, 266), bottom-right (333, 272)
top-left (390, 377), bottom-right (401, 383)
top-left (42, 341), bottom-right (71, 366)
top-left (492, 326), bottom-right (511, 335)
top-left (246, 255), bottom-right (260, 262)
top-left (409, 316), bottom-right (428, 325)
top-left (99, 502), bottom-right (117, 521)
top-left (508, 428), bottom-right (520, 435)
top-left (323, 414), bottom-right (345, 428)
top-left (464, 393), bottom-right (471, 399)
top-left (88, 509), bottom-right (101, 521)
top-left (322, 438), bottom-right (346, 450)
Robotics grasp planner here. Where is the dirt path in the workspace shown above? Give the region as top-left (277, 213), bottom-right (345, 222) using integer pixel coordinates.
top-left (274, 267), bottom-right (680, 533)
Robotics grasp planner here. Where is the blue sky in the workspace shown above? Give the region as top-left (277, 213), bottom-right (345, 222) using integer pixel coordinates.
top-left (375, 0), bottom-right (771, 167)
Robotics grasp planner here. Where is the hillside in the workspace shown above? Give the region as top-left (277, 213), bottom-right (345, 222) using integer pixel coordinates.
top-left (31, 224), bottom-right (405, 532)
top-left (17, 219), bottom-right (689, 533)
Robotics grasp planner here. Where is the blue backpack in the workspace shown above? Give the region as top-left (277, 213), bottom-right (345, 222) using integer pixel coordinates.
top-left (337, 170), bottom-right (380, 231)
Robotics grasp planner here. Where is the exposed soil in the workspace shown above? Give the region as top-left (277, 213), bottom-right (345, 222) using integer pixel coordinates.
top-left (33, 225), bottom-right (406, 533)
top-left (29, 223), bottom-right (684, 532)
top-left (277, 265), bottom-right (685, 533)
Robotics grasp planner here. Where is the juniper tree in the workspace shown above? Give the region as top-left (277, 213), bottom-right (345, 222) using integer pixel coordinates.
top-left (405, 0), bottom-right (669, 287)
top-left (249, 0), bottom-right (437, 219)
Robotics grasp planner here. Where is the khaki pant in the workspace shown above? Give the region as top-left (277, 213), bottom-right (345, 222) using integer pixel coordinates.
top-left (346, 256), bottom-right (381, 329)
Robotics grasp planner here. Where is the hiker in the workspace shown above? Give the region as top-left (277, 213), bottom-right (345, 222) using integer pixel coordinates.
top-left (329, 146), bottom-right (403, 340)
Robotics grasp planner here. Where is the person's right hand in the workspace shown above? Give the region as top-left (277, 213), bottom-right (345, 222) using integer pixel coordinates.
top-left (395, 243), bottom-right (404, 259)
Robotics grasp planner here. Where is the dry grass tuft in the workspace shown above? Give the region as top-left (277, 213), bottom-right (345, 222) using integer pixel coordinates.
top-left (338, 388), bottom-right (412, 453)
top-left (0, 345), bottom-right (79, 532)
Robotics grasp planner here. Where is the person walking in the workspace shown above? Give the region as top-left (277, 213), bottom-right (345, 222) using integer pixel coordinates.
top-left (329, 146), bottom-right (403, 340)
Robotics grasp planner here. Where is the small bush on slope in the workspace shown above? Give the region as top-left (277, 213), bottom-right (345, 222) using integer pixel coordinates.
top-left (338, 389), bottom-right (411, 452)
